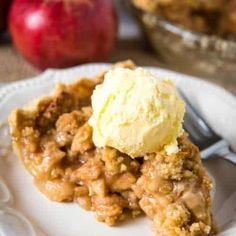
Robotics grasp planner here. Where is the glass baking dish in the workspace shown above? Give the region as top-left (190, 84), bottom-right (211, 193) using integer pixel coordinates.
top-left (127, 1), bottom-right (236, 81)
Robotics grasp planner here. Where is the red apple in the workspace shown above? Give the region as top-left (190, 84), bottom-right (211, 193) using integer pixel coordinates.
top-left (9, 0), bottom-right (117, 70)
top-left (0, 0), bottom-right (11, 33)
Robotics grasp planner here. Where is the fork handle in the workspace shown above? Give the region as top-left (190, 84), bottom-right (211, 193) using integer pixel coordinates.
top-left (201, 140), bottom-right (236, 164)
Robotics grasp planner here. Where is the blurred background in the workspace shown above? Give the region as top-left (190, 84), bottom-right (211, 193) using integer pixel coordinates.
top-left (0, 0), bottom-right (236, 94)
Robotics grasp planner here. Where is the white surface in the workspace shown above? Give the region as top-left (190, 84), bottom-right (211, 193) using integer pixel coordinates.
top-left (0, 64), bottom-right (236, 236)
top-left (115, 0), bottom-right (141, 39)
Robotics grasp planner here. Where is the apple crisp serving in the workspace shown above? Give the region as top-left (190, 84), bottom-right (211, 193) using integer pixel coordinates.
top-left (9, 61), bottom-right (216, 235)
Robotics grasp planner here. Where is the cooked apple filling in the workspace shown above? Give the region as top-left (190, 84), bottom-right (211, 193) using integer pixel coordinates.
top-left (9, 61), bottom-right (216, 235)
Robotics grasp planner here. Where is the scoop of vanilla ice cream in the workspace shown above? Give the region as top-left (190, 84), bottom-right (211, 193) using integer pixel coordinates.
top-left (89, 67), bottom-right (185, 158)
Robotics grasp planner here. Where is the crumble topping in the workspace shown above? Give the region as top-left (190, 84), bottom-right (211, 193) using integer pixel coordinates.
top-left (133, 0), bottom-right (236, 37)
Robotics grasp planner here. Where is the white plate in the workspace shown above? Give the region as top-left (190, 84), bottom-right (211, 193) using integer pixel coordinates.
top-left (0, 63), bottom-right (236, 236)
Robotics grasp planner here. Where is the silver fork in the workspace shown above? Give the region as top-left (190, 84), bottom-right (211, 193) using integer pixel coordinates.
top-left (179, 90), bottom-right (236, 164)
